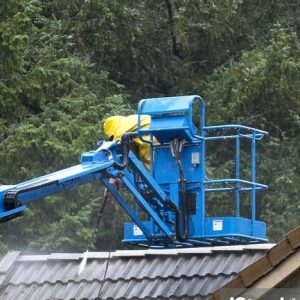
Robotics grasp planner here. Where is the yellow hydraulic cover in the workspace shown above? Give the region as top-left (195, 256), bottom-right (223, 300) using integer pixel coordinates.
top-left (103, 115), bottom-right (151, 168)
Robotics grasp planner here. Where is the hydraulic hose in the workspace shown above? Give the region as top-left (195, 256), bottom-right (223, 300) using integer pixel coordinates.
top-left (113, 133), bottom-right (130, 170)
top-left (177, 159), bottom-right (189, 241)
top-left (170, 139), bottom-right (189, 241)
top-left (165, 198), bottom-right (185, 241)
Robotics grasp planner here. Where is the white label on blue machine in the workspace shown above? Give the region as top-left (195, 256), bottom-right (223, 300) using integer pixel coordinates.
top-left (191, 152), bottom-right (200, 165)
top-left (133, 225), bottom-right (143, 236)
top-left (213, 220), bottom-right (223, 231)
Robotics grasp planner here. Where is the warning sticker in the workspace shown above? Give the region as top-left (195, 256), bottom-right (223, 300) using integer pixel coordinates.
top-left (133, 225), bottom-right (143, 236)
top-left (213, 220), bottom-right (223, 231)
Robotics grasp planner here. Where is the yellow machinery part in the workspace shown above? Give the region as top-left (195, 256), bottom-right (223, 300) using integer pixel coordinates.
top-left (103, 115), bottom-right (151, 169)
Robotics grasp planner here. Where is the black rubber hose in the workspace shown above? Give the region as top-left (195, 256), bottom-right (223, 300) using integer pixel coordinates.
top-left (113, 133), bottom-right (130, 170)
top-left (169, 139), bottom-right (189, 242)
top-left (177, 159), bottom-right (189, 241)
top-left (165, 199), bottom-right (182, 241)
top-left (166, 191), bottom-right (188, 242)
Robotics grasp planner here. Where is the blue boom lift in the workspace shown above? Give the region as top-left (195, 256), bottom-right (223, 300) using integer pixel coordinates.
top-left (0, 96), bottom-right (268, 247)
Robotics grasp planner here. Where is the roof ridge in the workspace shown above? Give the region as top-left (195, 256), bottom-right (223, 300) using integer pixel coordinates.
top-left (16, 243), bottom-right (274, 261)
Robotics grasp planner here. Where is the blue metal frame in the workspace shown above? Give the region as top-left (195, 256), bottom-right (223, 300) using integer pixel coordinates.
top-left (124, 95), bottom-right (268, 246)
top-left (0, 95), bottom-right (269, 248)
top-left (203, 125), bottom-right (268, 227)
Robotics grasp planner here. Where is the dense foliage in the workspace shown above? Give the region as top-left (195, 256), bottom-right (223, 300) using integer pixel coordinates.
top-left (0, 0), bottom-right (299, 253)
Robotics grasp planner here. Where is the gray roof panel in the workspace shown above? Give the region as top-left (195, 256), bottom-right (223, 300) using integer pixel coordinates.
top-left (0, 251), bottom-right (20, 274)
top-left (0, 245), bottom-right (273, 300)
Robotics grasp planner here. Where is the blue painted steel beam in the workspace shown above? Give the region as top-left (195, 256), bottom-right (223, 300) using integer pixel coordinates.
top-left (15, 161), bottom-right (113, 191)
top-left (121, 175), bottom-right (174, 240)
top-left (251, 132), bottom-right (256, 225)
top-left (205, 134), bottom-right (264, 141)
top-left (204, 179), bottom-right (267, 189)
top-left (0, 160), bottom-right (114, 219)
top-left (17, 162), bottom-right (113, 202)
top-left (200, 96), bottom-right (206, 235)
top-left (205, 187), bottom-right (264, 192)
top-left (204, 125), bottom-right (269, 135)
top-left (100, 177), bottom-right (151, 240)
top-left (17, 172), bottom-right (103, 204)
top-left (235, 135), bottom-right (240, 217)
top-left (127, 151), bottom-right (170, 204)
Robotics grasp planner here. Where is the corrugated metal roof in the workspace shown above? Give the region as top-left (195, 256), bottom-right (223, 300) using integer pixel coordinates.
top-left (0, 244), bottom-right (274, 300)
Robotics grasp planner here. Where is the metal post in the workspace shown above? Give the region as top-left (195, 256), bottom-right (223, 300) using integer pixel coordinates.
top-left (150, 134), bottom-right (154, 176)
top-left (235, 134), bottom-right (240, 217)
top-left (251, 131), bottom-right (256, 226)
top-left (200, 103), bottom-right (206, 235)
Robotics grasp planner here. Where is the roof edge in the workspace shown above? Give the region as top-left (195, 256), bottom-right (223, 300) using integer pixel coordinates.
top-left (15, 243), bottom-right (275, 262)
top-left (213, 225), bottom-right (300, 300)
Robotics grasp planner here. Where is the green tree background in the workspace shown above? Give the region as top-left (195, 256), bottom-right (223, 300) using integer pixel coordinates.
top-left (0, 0), bottom-right (299, 253)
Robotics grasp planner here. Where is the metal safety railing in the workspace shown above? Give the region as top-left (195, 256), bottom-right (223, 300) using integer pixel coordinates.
top-left (204, 125), bottom-right (268, 224)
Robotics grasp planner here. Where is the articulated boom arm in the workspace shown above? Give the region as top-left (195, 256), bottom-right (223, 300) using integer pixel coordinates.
top-left (0, 95), bottom-right (269, 248)
top-left (0, 142), bottom-right (114, 222)
top-left (0, 140), bottom-right (178, 245)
